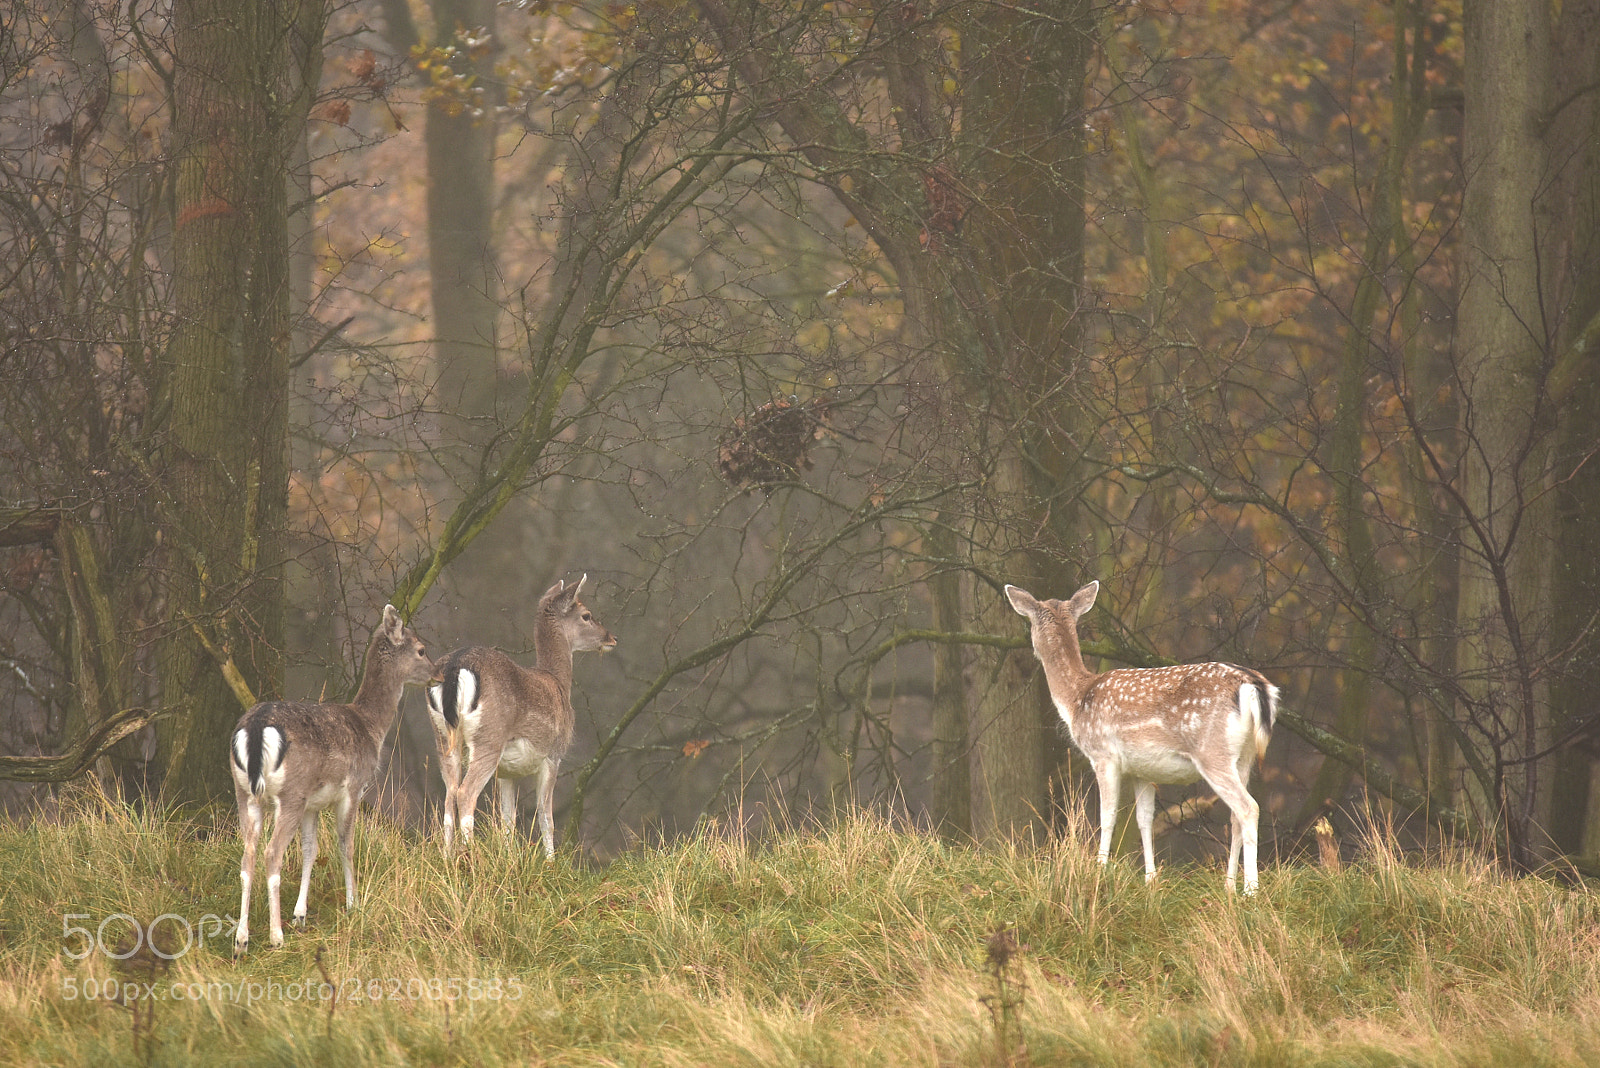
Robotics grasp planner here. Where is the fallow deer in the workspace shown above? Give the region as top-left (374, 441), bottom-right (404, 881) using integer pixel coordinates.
top-left (229, 604), bottom-right (433, 955)
top-left (1005, 581), bottom-right (1278, 894)
top-left (427, 575), bottom-right (616, 857)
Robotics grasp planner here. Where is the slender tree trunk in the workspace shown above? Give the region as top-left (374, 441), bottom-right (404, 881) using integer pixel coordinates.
top-left (376, 0), bottom-right (500, 417)
top-left (41, 1), bottom-right (156, 796)
top-left (1303, 4), bottom-right (1430, 820)
top-left (283, 18), bottom-right (345, 707)
top-left (926, 523), bottom-right (971, 839)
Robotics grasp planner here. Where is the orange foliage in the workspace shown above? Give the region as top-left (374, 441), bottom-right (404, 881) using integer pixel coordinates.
top-left (1080, 0), bottom-right (1462, 660)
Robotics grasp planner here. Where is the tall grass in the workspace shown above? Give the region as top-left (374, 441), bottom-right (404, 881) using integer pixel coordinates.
top-left (1, 793), bottom-right (1597, 1066)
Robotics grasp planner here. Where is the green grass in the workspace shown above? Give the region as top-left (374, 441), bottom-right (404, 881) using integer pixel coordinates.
top-left (2, 794), bottom-right (1598, 1066)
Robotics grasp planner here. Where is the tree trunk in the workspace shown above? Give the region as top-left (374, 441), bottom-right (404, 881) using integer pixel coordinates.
top-left (158, 0), bottom-right (325, 806)
top-left (425, 0), bottom-right (500, 414)
top-left (955, 1), bottom-right (1094, 840)
top-left (373, 0), bottom-right (502, 416)
top-left (1543, 0), bottom-right (1600, 860)
top-left (1455, 0), bottom-right (1556, 865)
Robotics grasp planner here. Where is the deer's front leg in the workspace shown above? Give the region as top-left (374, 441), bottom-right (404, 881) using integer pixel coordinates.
top-left (292, 809), bottom-right (319, 927)
top-left (535, 757), bottom-right (559, 859)
top-left (497, 776), bottom-right (519, 832)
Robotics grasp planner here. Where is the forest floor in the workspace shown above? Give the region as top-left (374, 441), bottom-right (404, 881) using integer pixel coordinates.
top-left (2, 795), bottom-right (1598, 1066)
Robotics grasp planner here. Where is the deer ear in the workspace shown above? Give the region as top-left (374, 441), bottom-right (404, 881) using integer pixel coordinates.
top-left (1004, 584), bottom-right (1039, 618)
top-left (544, 577), bottom-right (583, 610)
top-left (1068, 581), bottom-right (1099, 618)
top-left (381, 603), bottom-right (403, 638)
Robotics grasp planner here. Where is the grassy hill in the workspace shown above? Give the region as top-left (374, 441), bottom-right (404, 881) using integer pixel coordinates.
top-left (2, 796), bottom-right (1597, 1066)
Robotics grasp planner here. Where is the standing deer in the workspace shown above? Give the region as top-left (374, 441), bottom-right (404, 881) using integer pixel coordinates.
top-left (427, 575), bottom-right (616, 856)
top-left (1005, 581), bottom-right (1278, 894)
top-left (229, 604), bottom-right (433, 955)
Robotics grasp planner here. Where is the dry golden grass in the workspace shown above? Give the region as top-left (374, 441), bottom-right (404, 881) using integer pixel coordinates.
top-left (1, 794), bottom-right (1597, 1066)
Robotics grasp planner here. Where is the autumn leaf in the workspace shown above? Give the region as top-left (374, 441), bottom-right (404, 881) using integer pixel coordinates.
top-left (318, 99), bottom-right (352, 126)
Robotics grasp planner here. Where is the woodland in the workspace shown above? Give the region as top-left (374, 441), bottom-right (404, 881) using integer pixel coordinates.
top-left (3, 0), bottom-right (1600, 877)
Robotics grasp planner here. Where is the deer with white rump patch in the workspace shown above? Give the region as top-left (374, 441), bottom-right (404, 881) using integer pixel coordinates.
top-left (229, 604), bottom-right (433, 955)
top-left (1005, 581), bottom-right (1278, 894)
top-left (427, 575), bottom-right (616, 856)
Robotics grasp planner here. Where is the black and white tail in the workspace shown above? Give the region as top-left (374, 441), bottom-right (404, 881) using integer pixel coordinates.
top-left (427, 659), bottom-right (480, 761)
top-left (230, 719), bottom-right (289, 797)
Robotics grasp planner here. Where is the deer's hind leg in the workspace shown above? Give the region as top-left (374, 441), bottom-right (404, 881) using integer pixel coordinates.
top-left (262, 794), bottom-right (309, 946)
top-left (335, 789), bottom-right (360, 909)
top-left (428, 703), bottom-right (465, 851)
top-left (234, 783), bottom-right (262, 955)
top-left (497, 775), bottom-right (521, 833)
top-left (1199, 762), bottom-right (1261, 895)
top-left (291, 808), bottom-right (319, 927)
top-left (451, 743), bottom-right (504, 844)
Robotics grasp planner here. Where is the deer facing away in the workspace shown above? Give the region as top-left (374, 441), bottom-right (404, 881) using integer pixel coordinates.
top-left (229, 604), bottom-right (434, 954)
top-left (427, 575), bottom-right (616, 856)
top-left (1005, 581), bottom-right (1278, 894)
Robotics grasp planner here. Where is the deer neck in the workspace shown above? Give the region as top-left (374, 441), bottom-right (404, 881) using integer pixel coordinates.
top-left (350, 655), bottom-right (407, 742)
top-left (533, 615), bottom-right (575, 697)
top-left (1035, 624), bottom-right (1097, 727)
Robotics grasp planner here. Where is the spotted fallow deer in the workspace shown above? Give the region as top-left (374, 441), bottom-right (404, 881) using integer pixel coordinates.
top-left (229, 604), bottom-right (434, 955)
top-left (1005, 581), bottom-right (1278, 894)
top-left (427, 575), bottom-right (616, 857)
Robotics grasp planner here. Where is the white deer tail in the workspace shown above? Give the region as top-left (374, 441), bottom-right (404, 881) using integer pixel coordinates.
top-left (427, 665), bottom-right (478, 767)
top-left (1239, 677), bottom-right (1277, 764)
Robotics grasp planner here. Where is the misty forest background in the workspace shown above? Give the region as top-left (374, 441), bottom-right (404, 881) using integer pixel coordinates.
top-left (3, 0), bottom-right (1600, 875)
